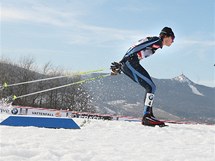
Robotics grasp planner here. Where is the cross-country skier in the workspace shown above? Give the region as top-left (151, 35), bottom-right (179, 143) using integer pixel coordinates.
top-left (111, 27), bottom-right (175, 127)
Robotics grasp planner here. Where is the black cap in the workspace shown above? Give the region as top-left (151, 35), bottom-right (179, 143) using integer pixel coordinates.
top-left (160, 27), bottom-right (175, 39)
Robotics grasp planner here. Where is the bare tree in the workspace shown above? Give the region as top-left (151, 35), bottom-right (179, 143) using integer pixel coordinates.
top-left (0, 56), bottom-right (96, 113)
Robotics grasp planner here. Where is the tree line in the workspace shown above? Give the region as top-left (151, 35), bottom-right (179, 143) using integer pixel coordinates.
top-left (0, 57), bottom-right (95, 112)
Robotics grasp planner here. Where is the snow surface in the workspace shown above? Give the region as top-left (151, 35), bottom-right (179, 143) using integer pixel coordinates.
top-left (173, 74), bottom-right (192, 84)
top-left (173, 74), bottom-right (204, 96)
top-left (188, 84), bottom-right (204, 96)
top-left (0, 114), bottom-right (215, 161)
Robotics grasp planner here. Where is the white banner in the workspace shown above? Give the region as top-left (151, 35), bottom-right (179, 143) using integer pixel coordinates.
top-left (26, 108), bottom-right (67, 117)
top-left (0, 106), bottom-right (20, 115)
top-left (0, 105), bottom-right (68, 117)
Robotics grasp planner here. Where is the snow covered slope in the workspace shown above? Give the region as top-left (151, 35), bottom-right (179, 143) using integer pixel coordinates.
top-left (173, 74), bottom-right (204, 96)
top-left (0, 115), bottom-right (214, 161)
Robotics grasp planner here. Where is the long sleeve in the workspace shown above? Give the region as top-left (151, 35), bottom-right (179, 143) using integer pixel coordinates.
top-left (120, 36), bottom-right (162, 63)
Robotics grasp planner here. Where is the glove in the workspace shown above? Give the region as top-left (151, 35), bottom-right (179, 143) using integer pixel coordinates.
top-left (110, 62), bottom-right (122, 75)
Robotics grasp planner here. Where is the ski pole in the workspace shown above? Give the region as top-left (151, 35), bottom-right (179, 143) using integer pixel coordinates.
top-left (9, 74), bottom-right (110, 102)
top-left (1, 68), bottom-right (106, 90)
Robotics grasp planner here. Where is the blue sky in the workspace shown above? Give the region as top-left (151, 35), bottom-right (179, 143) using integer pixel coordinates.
top-left (1, 0), bottom-right (214, 87)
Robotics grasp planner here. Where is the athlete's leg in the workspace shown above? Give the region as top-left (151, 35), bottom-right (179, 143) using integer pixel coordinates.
top-left (121, 61), bottom-right (165, 126)
top-left (122, 61), bottom-right (156, 112)
top-left (121, 61), bottom-right (156, 93)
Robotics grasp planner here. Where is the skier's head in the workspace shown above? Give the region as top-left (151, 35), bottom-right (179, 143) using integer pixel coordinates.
top-left (160, 27), bottom-right (175, 46)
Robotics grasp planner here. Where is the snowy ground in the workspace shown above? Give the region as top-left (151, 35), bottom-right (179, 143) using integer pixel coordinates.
top-left (0, 115), bottom-right (214, 161)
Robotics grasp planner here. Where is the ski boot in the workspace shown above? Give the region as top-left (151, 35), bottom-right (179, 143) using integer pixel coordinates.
top-left (141, 113), bottom-right (166, 127)
top-left (142, 105), bottom-right (166, 127)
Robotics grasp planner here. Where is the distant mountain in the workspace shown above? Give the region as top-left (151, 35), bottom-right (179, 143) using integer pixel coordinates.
top-left (84, 73), bottom-right (215, 123)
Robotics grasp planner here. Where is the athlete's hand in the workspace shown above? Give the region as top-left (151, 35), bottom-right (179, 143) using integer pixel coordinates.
top-left (110, 62), bottom-right (122, 75)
